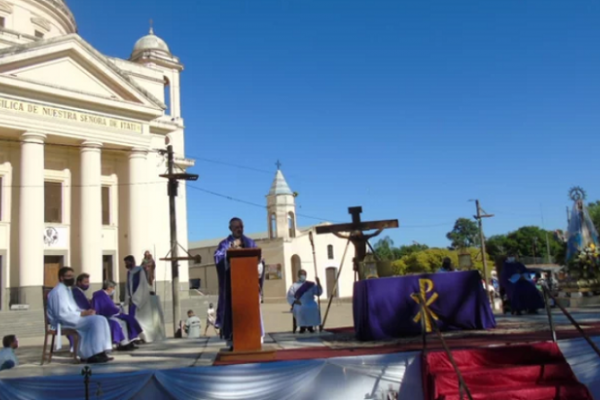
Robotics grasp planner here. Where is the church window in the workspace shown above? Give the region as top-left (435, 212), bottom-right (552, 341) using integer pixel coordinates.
top-left (34, 30), bottom-right (44, 39)
top-left (164, 76), bottom-right (171, 115)
top-left (327, 245), bottom-right (334, 260)
top-left (288, 212), bottom-right (296, 238)
top-left (0, 17), bottom-right (5, 28)
top-left (101, 186), bottom-right (110, 225)
top-left (44, 181), bottom-right (62, 223)
top-left (269, 213), bottom-right (276, 239)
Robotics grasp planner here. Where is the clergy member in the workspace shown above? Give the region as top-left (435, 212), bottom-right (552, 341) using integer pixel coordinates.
top-left (500, 254), bottom-right (545, 315)
top-left (91, 280), bottom-right (142, 351)
top-left (0, 335), bottom-right (18, 371)
top-left (73, 273), bottom-right (92, 310)
top-left (437, 257), bottom-right (455, 273)
top-left (214, 217), bottom-right (265, 347)
top-left (47, 267), bottom-right (113, 363)
top-left (125, 255), bottom-right (166, 343)
top-left (287, 269), bottom-right (323, 333)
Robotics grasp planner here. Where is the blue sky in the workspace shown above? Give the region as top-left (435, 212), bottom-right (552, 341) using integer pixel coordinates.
top-left (70, 0), bottom-right (600, 247)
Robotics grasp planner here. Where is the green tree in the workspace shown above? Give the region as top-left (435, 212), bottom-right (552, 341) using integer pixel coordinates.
top-left (446, 218), bottom-right (479, 250)
top-left (485, 226), bottom-right (566, 264)
top-left (391, 247), bottom-right (493, 276)
top-left (373, 236), bottom-right (429, 261)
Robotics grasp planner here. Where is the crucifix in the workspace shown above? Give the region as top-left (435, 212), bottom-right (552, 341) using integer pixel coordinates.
top-left (315, 206), bottom-right (399, 281)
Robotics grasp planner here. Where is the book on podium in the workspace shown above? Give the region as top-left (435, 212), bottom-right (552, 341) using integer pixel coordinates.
top-left (217, 247), bottom-right (276, 363)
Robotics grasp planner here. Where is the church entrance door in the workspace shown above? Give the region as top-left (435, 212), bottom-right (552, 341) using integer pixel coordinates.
top-left (326, 267), bottom-right (338, 298)
top-left (44, 256), bottom-right (63, 288)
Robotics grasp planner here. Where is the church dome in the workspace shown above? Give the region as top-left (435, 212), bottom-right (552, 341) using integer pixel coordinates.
top-left (131, 27), bottom-right (171, 59)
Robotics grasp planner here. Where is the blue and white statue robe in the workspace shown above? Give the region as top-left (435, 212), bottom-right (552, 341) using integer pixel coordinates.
top-left (287, 281), bottom-right (323, 327)
top-left (566, 201), bottom-right (600, 263)
top-left (92, 290), bottom-right (142, 346)
top-left (126, 266), bottom-right (165, 343)
top-left (214, 235), bottom-right (265, 342)
top-left (47, 283), bottom-right (112, 360)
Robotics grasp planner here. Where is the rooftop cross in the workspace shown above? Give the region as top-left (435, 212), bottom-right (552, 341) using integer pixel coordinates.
top-left (149, 19), bottom-right (154, 34)
top-left (275, 160), bottom-right (282, 170)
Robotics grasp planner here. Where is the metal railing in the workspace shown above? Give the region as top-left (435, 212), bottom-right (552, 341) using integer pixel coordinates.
top-left (415, 292), bottom-right (474, 400)
top-left (542, 285), bottom-right (600, 358)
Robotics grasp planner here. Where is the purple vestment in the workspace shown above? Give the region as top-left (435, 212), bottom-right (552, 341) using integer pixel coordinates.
top-left (294, 281), bottom-right (316, 300)
top-left (91, 290), bottom-right (142, 345)
top-left (214, 235), bottom-right (264, 341)
top-left (72, 287), bottom-right (91, 311)
top-left (500, 261), bottom-right (545, 313)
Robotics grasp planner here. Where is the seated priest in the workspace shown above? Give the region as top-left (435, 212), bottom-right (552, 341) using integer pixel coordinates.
top-left (47, 267), bottom-right (113, 364)
top-left (124, 255), bottom-right (166, 343)
top-left (91, 280), bottom-right (142, 351)
top-left (73, 273), bottom-right (92, 310)
top-left (66, 273), bottom-right (92, 352)
top-left (500, 254), bottom-right (545, 315)
top-left (214, 217), bottom-right (265, 348)
top-left (287, 269), bottom-right (323, 333)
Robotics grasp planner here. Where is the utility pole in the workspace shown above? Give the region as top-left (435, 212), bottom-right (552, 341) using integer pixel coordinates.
top-left (159, 142), bottom-right (199, 336)
top-left (540, 204), bottom-right (552, 264)
top-left (474, 200), bottom-right (494, 305)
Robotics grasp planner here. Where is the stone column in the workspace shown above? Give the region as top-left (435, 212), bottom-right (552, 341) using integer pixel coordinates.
top-left (80, 141), bottom-right (103, 286)
top-left (19, 132), bottom-right (46, 306)
top-left (128, 148), bottom-right (148, 261)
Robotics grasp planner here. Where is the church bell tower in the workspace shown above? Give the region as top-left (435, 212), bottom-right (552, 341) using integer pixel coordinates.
top-left (266, 162), bottom-right (297, 240)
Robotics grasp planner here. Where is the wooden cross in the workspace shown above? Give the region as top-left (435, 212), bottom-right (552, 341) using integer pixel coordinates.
top-left (315, 206), bottom-right (399, 280)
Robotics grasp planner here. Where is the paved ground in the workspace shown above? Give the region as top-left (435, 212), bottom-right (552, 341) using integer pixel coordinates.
top-left (3, 302), bottom-right (600, 380)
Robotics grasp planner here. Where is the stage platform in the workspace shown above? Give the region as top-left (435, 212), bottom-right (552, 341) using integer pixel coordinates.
top-left (1, 310), bottom-right (600, 399)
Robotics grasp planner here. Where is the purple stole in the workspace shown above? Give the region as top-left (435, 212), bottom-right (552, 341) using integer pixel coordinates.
top-left (295, 281), bottom-right (316, 300)
top-left (91, 290), bottom-right (120, 317)
top-left (72, 287), bottom-right (91, 310)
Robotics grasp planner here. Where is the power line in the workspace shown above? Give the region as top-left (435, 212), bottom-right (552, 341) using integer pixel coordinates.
top-left (186, 184), bottom-right (337, 223)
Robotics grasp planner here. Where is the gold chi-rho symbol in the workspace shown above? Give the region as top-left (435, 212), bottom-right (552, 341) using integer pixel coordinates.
top-left (410, 278), bottom-right (439, 333)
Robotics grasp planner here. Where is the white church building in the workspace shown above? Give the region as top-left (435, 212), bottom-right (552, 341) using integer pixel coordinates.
top-left (189, 168), bottom-right (356, 301)
top-left (0, 0), bottom-right (192, 309)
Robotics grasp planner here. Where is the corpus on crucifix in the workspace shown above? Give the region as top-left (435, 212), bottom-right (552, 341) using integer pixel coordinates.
top-left (315, 207), bottom-right (399, 281)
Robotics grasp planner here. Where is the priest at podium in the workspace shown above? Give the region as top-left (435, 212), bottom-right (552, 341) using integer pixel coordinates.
top-left (214, 217), bottom-right (265, 347)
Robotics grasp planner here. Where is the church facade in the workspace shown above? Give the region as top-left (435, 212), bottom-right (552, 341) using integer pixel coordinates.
top-left (188, 169), bottom-right (357, 300)
top-left (0, 0), bottom-right (193, 310)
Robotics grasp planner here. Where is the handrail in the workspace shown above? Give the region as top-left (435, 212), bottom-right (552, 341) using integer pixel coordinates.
top-left (542, 284), bottom-right (600, 358)
top-left (416, 292), bottom-right (474, 400)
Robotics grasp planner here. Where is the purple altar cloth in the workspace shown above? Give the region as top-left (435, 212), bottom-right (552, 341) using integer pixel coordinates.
top-left (353, 270), bottom-right (496, 341)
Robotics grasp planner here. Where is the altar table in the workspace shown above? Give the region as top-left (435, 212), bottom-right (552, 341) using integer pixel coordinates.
top-left (353, 270), bottom-right (496, 341)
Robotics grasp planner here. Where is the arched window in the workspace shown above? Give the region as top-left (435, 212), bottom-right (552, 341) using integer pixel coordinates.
top-left (327, 245), bottom-right (334, 260)
top-left (291, 255), bottom-right (301, 281)
top-left (269, 213), bottom-right (276, 239)
top-left (287, 212), bottom-right (296, 238)
top-left (164, 76), bottom-right (171, 115)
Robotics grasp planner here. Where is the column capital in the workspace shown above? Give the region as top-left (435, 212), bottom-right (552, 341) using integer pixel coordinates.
top-left (21, 132), bottom-right (46, 143)
top-left (81, 141), bottom-right (103, 152)
top-left (129, 147), bottom-right (149, 159)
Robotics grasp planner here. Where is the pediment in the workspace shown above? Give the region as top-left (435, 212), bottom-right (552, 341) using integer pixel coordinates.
top-left (0, 35), bottom-right (164, 109)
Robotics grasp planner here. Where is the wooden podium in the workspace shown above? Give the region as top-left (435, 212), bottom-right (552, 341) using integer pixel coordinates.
top-left (216, 247), bottom-right (276, 363)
